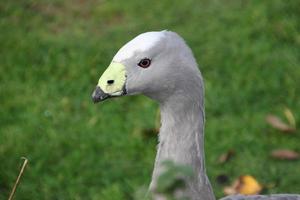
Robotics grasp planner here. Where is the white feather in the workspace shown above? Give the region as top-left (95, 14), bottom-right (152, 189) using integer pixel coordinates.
top-left (113, 31), bottom-right (166, 62)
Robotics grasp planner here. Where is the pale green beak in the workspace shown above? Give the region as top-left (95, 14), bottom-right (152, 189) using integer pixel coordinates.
top-left (92, 62), bottom-right (127, 103)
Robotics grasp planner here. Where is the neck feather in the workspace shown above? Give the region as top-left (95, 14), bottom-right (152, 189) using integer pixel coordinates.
top-left (150, 76), bottom-right (215, 200)
top-left (159, 90), bottom-right (206, 173)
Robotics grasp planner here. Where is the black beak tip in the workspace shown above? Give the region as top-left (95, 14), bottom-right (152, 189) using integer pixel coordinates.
top-left (92, 95), bottom-right (101, 103)
top-left (92, 86), bottom-right (109, 103)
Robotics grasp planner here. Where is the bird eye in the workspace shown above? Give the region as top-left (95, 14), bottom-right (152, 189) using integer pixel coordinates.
top-left (138, 58), bottom-right (151, 68)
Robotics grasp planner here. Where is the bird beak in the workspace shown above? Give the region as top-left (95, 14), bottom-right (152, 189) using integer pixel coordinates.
top-left (92, 62), bottom-right (127, 103)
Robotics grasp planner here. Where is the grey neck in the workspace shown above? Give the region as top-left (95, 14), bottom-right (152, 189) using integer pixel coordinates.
top-left (149, 80), bottom-right (215, 200)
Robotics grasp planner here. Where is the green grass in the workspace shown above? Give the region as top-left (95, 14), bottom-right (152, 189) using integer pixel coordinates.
top-left (1, 0), bottom-right (300, 199)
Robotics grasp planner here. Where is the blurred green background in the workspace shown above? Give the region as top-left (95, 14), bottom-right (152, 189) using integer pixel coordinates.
top-left (0, 0), bottom-right (299, 199)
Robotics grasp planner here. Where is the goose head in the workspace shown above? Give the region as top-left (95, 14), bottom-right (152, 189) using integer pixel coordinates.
top-left (92, 31), bottom-right (200, 103)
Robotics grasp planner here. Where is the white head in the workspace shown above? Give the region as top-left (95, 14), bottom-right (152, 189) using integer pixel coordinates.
top-left (112, 31), bottom-right (165, 62)
top-left (92, 30), bottom-right (202, 103)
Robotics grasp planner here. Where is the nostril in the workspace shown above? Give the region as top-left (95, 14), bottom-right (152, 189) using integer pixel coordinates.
top-left (107, 80), bottom-right (114, 85)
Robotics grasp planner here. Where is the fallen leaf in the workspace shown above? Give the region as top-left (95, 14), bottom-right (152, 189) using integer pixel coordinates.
top-left (284, 107), bottom-right (296, 128)
top-left (271, 149), bottom-right (299, 160)
top-left (266, 115), bottom-right (296, 133)
top-left (218, 149), bottom-right (235, 164)
top-left (224, 185), bottom-right (237, 195)
top-left (223, 175), bottom-right (262, 195)
top-left (224, 179), bottom-right (240, 195)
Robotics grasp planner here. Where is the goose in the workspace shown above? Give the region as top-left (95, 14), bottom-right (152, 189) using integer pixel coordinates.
top-left (92, 31), bottom-right (300, 200)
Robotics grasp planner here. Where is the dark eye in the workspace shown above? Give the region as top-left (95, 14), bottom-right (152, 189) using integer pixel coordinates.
top-left (138, 58), bottom-right (151, 68)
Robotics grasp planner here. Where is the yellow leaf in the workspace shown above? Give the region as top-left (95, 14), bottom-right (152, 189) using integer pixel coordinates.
top-left (284, 107), bottom-right (296, 128)
top-left (238, 175), bottom-right (262, 195)
top-left (223, 175), bottom-right (262, 196)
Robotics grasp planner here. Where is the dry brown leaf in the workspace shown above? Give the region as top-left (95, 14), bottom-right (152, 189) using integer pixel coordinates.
top-left (266, 114), bottom-right (296, 133)
top-left (223, 175), bottom-right (262, 195)
top-left (218, 149), bottom-right (235, 164)
top-left (271, 149), bottom-right (300, 160)
top-left (224, 185), bottom-right (237, 195)
top-left (224, 179), bottom-right (240, 195)
top-left (284, 107), bottom-right (296, 128)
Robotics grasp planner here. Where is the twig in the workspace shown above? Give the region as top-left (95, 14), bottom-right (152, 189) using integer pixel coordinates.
top-left (8, 157), bottom-right (28, 200)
